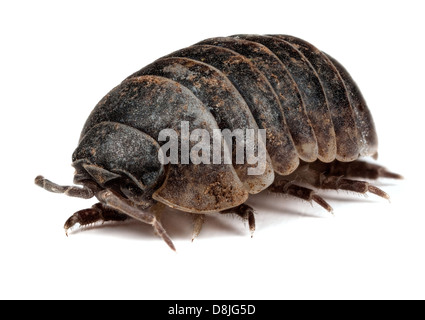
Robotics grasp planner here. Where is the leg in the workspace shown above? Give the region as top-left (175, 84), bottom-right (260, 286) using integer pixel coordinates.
top-left (286, 162), bottom-right (391, 200)
top-left (96, 189), bottom-right (175, 251)
top-left (220, 204), bottom-right (256, 237)
top-left (308, 160), bottom-right (403, 180)
top-left (191, 214), bottom-right (205, 241)
top-left (64, 202), bottom-right (128, 235)
top-left (269, 179), bottom-right (333, 213)
top-left (35, 175), bottom-right (96, 199)
top-left (318, 175), bottom-right (390, 200)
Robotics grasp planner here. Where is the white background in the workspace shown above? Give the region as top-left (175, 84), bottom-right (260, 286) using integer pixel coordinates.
top-left (1, 0), bottom-right (424, 300)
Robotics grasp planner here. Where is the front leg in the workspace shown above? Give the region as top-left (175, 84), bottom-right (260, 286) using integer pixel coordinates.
top-left (64, 203), bottom-right (128, 235)
top-left (96, 190), bottom-right (175, 251)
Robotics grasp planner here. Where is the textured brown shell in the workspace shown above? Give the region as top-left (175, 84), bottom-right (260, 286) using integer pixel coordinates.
top-left (80, 75), bottom-right (249, 213)
top-left (128, 56), bottom-right (275, 194)
top-left (81, 34), bottom-right (378, 213)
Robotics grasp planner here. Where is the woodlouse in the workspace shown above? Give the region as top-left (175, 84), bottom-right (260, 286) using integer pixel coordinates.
top-left (35, 34), bottom-right (402, 250)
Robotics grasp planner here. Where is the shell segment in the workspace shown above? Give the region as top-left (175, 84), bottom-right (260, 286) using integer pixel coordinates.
top-left (325, 53), bottom-right (378, 158)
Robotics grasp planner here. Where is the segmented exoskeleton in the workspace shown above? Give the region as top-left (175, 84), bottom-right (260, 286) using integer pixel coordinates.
top-left (35, 35), bottom-right (401, 250)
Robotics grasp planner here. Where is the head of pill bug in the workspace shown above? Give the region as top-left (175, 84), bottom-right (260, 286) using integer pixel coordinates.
top-left (71, 121), bottom-right (166, 208)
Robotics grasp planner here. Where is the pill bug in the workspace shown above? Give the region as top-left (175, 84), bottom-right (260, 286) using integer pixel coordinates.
top-left (35, 34), bottom-right (402, 251)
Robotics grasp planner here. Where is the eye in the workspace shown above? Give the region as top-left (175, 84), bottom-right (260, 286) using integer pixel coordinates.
top-left (120, 181), bottom-right (142, 199)
top-left (121, 182), bottom-right (134, 193)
